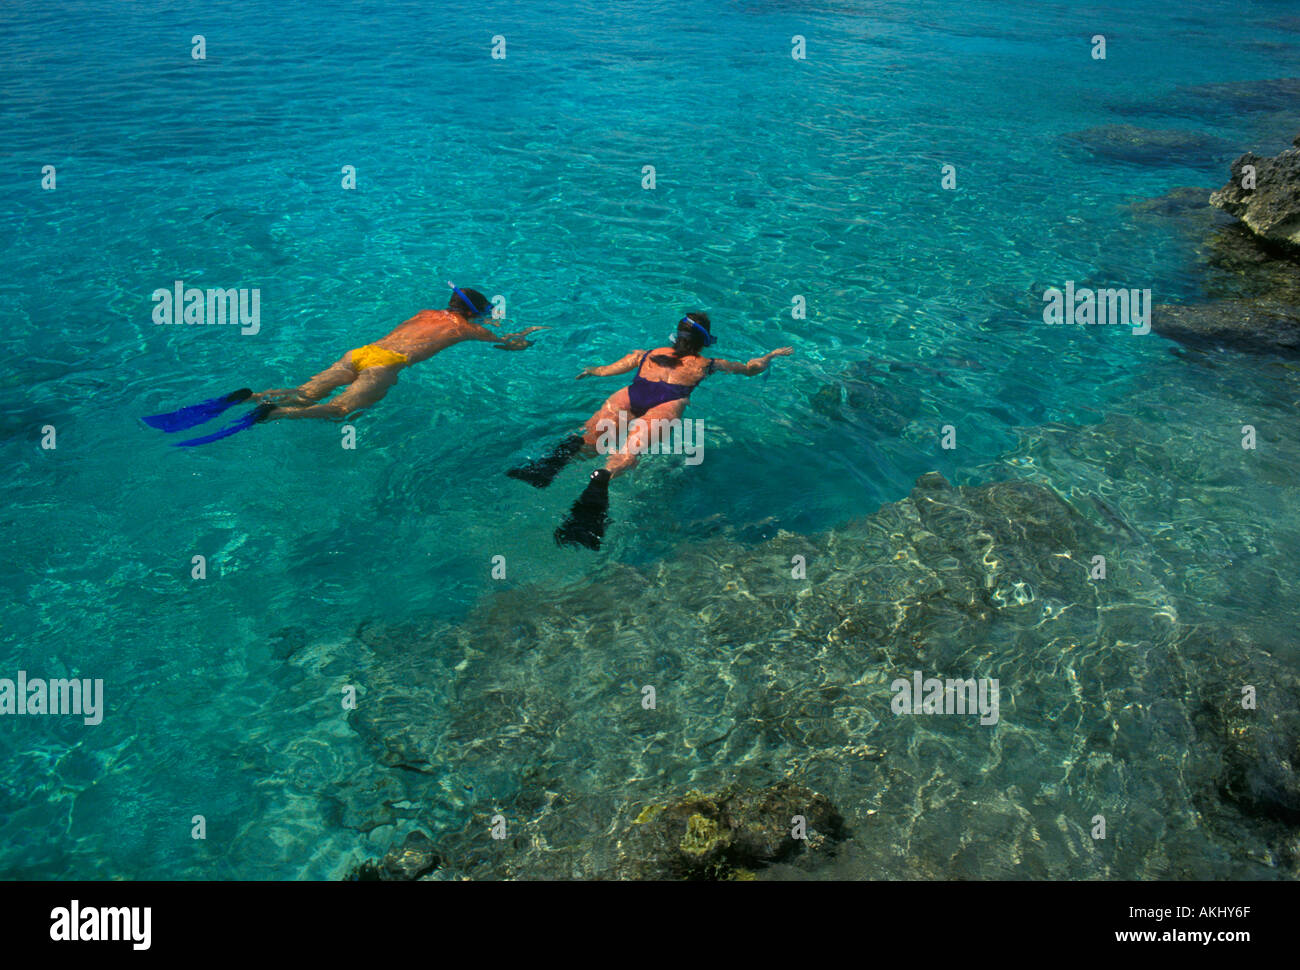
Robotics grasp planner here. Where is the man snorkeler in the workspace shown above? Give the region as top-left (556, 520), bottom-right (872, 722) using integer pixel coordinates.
top-left (143, 283), bottom-right (546, 445)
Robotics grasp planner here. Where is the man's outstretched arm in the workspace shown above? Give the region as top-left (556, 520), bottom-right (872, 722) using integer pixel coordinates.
top-left (466, 323), bottom-right (549, 350)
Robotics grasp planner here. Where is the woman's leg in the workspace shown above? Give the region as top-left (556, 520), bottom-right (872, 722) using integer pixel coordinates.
top-left (603, 399), bottom-right (686, 478)
top-left (555, 400), bottom-right (685, 549)
top-left (583, 388), bottom-right (632, 451)
top-left (508, 390), bottom-right (630, 488)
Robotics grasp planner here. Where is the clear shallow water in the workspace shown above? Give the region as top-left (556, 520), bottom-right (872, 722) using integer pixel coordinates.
top-left (1, 0), bottom-right (1298, 878)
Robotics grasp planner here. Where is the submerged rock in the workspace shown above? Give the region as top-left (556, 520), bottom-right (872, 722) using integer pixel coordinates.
top-left (1107, 77), bottom-right (1300, 123)
top-left (1063, 124), bottom-right (1232, 169)
top-left (1202, 225), bottom-right (1300, 304)
top-left (269, 625), bottom-right (308, 661)
top-left (613, 782), bottom-right (846, 880)
top-left (1151, 301), bottom-right (1300, 355)
top-left (1216, 702), bottom-right (1300, 828)
top-left (382, 830), bottom-right (442, 880)
top-left (1130, 186), bottom-right (1300, 303)
top-left (347, 693), bottom-right (444, 773)
top-left (327, 447), bottom-right (1297, 879)
top-left (1182, 629), bottom-right (1300, 869)
top-left (1129, 185), bottom-right (1221, 222)
top-left (1210, 135), bottom-right (1300, 251)
top-left (360, 470), bottom-right (1127, 880)
top-left (345, 830), bottom-right (442, 881)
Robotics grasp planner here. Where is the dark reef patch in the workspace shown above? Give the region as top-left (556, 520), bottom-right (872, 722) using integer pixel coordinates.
top-left (1063, 125), bottom-right (1234, 169)
top-left (612, 782), bottom-right (846, 880)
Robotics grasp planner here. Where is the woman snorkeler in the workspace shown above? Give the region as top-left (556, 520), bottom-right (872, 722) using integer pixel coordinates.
top-left (507, 311), bottom-right (793, 549)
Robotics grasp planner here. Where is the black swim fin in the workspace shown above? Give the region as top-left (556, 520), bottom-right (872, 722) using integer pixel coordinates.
top-left (554, 468), bottom-right (611, 550)
top-left (143, 388), bottom-right (254, 432)
top-left (507, 433), bottom-right (586, 488)
top-left (174, 403), bottom-right (275, 447)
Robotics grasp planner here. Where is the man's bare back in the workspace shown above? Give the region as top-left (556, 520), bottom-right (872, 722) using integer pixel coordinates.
top-left (370, 308), bottom-right (512, 363)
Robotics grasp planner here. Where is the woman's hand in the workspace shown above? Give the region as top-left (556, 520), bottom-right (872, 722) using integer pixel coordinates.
top-left (575, 367), bottom-right (596, 380)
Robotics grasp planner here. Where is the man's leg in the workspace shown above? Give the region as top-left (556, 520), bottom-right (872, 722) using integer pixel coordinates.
top-left (266, 365), bottom-right (400, 420)
top-left (255, 355), bottom-right (356, 405)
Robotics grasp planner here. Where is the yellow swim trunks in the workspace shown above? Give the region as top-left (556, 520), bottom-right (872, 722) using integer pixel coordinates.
top-left (349, 345), bottom-right (409, 372)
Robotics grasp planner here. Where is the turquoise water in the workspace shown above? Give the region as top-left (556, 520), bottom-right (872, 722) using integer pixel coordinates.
top-left (2, 0), bottom-right (1299, 878)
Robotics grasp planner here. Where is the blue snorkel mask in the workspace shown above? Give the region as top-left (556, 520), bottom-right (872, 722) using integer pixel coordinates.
top-left (674, 315), bottom-right (716, 348)
top-left (447, 281), bottom-right (492, 320)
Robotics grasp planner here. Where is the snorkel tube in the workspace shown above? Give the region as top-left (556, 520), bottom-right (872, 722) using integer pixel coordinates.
top-left (447, 281), bottom-right (494, 324)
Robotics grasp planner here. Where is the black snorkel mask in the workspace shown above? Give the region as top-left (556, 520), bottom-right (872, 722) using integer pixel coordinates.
top-left (672, 316), bottom-right (716, 349)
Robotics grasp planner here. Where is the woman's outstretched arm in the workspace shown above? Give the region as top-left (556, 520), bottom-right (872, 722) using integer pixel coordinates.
top-left (576, 350), bottom-right (646, 379)
top-left (709, 346), bottom-right (794, 376)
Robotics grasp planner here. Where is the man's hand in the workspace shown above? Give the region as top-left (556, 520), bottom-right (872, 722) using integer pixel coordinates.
top-left (767, 347), bottom-right (795, 358)
top-left (494, 326), bottom-right (549, 351)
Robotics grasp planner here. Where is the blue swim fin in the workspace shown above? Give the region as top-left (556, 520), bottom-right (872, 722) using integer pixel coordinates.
top-left (174, 403), bottom-right (275, 447)
top-left (143, 388), bottom-right (254, 432)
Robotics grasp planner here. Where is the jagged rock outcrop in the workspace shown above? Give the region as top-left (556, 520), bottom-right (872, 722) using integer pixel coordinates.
top-left (1210, 134), bottom-right (1300, 250)
top-left (1135, 135), bottom-right (1300, 354)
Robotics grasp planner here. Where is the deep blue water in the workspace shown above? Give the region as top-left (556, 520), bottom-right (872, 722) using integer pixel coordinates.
top-left (2, 0), bottom-right (1298, 878)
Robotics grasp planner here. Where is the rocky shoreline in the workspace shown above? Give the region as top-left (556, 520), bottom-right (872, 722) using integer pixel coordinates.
top-left (1145, 129), bottom-right (1300, 355)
